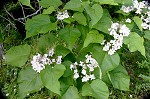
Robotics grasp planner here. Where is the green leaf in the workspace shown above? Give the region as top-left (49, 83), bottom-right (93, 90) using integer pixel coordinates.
top-left (94, 0), bottom-right (118, 5)
top-left (64, 0), bottom-right (84, 12)
top-left (82, 79), bottom-right (109, 99)
top-left (77, 25), bottom-right (89, 41)
top-left (62, 61), bottom-right (73, 77)
top-left (85, 4), bottom-right (103, 27)
top-left (139, 74), bottom-right (150, 82)
top-left (62, 86), bottom-right (80, 99)
top-left (39, 0), bottom-right (62, 8)
top-left (124, 32), bottom-right (145, 56)
top-left (19, 0), bottom-right (33, 9)
top-left (91, 45), bottom-right (120, 75)
top-left (109, 65), bottom-right (130, 91)
top-left (83, 30), bottom-right (104, 49)
top-left (5, 44), bottom-right (31, 67)
top-left (59, 26), bottom-right (81, 50)
top-left (73, 12), bottom-right (87, 26)
top-left (40, 64), bottom-right (66, 95)
top-left (25, 14), bottom-right (57, 38)
top-left (37, 33), bottom-right (56, 54)
top-left (18, 66), bottom-right (43, 98)
top-left (42, 6), bottom-right (55, 14)
top-left (133, 16), bottom-right (143, 31)
top-left (123, 0), bottom-right (133, 6)
top-left (55, 45), bottom-right (70, 58)
top-left (144, 30), bottom-right (150, 40)
top-left (93, 9), bottom-right (112, 34)
top-left (60, 77), bottom-right (74, 95)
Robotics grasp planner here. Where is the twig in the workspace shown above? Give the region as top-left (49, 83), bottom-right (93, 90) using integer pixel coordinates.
top-left (17, 6), bottom-right (42, 21)
top-left (0, 15), bottom-right (16, 29)
top-left (19, 1), bottom-right (26, 21)
top-left (4, 7), bottom-right (25, 24)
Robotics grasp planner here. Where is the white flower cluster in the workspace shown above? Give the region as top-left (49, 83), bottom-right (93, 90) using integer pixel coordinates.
top-left (121, 0), bottom-right (150, 30)
top-left (31, 48), bottom-right (62, 73)
top-left (102, 22), bottom-right (130, 55)
top-left (57, 10), bottom-right (69, 20)
top-left (70, 54), bottom-right (98, 82)
top-left (121, 0), bottom-right (149, 14)
top-left (141, 10), bottom-right (150, 30)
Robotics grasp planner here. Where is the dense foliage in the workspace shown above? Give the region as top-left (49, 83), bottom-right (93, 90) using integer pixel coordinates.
top-left (0, 0), bottom-right (150, 99)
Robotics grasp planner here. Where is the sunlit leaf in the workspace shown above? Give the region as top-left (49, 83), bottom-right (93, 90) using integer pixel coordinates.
top-left (85, 4), bottom-right (103, 26)
top-left (59, 26), bottom-right (81, 50)
top-left (62, 86), bottom-right (80, 99)
top-left (109, 65), bottom-right (130, 91)
top-left (124, 32), bottom-right (145, 56)
top-left (25, 14), bottom-right (57, 38)
top-left (39, 0), bottom-right (62, 8)
top-left (18, 66), bottom-right (43, 98)
top-left (73, 12), bottom-right (87, 26)
top-left (82, 79), bottom-right (109, 99)
top-left (64, 0), bottom-right (84, 12)
top-left (40, 64), bottom-right (66, 95)
top-left (5, 44), bottom-right (31, 67)
top-left (93, 9), bottom-right (112, 34)
top-left (133, 16), bottom-right (143, 31)
top-left (19, 0), bottom-right (33, 8)
top-left (83, 30), bottom-right (104, 49)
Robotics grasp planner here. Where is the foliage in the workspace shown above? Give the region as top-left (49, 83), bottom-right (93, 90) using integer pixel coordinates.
top-left (0, 0), bottom-right (150, 99)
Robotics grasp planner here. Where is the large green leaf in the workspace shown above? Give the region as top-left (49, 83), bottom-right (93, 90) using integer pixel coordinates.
top-left (91, 45), bottom-right (120, 75)
top-left (39, 0), bottom-right (62, 8)
top-left (42, 6), bottom-right (55, 14)
top-left (62, 86), bottom-right (80, 99)
top-left (25, 14), bottom-right (57, 38)
top-left (55, 45), bottom-right (70, 58)
top-left (94, 0), bottom-right (118, 5)
top-left (18, 66), bottom-right (43, 98)
top-left (133, 16), bottom-right (143, 31)
top-left (144, 30), bottom-right (150, 40)
top-left (124, 32), bottom-right (145, 56)
top-left (85, 4), bottom-right (103, 27)
top-left (83, 30), bottom-right (104, 49)
top-left (37, 33), bottom-right (56, 54)
top-left (5, 44), bottom-right (31, 67)
top-left (73, 12), bottom-right (87, 26)
top-left (82, 79), bottom-right (109, 99)
top-left (109, 65), bottom-right (130, 91)
top-left (40, 64), bottom-right (66, 95)
top-left (59, 26), bottom-right (81, 50)
top-left (93, 9), bottom-right (112, 34)
top-left (19, 0), bottom-right (33, 8)
top-left (64, 0), bottom-right (84, 12)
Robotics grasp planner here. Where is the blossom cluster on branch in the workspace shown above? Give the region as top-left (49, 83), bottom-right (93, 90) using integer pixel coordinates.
top-left (102, 22), bottom-right (130, 55)
top-left (70, 54), bottom-right (98, 82)
top-left (31, 48), bottom-right (62, 73)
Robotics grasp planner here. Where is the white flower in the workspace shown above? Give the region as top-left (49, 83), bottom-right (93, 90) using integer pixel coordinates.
top-left (70, 64), bottom-right (75, 70)
top-left (108, 49), bottom-right (116, 55)
top-left (141, 22), bottom-right (148, 29)
top-left (125, 18), bottom-right (131, 23)
top-left (119, 24), bottom-right (130, 36)
top-left (103, 42), bottom-right (111, 51)
top-left (81, 69), bottom-right (86, 75)
top-left (101, 40), bottom-right (106, 45)
top-left (57, 10), bottom-right (69, 20)
top-left (48, 48), bottom-right (54, 57)
top-left (89, 74), bottom-right (95, 80)
top-left (79, 61), bottom-right (84, 66)
top-left (135, 8), bottom-right (142, 14)
top-left (74, 72), bottom-right (79, 79)
top-left (82, 75), bottom-right (90, 82)
top-left (56, 56), bottom-right (62, 64)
